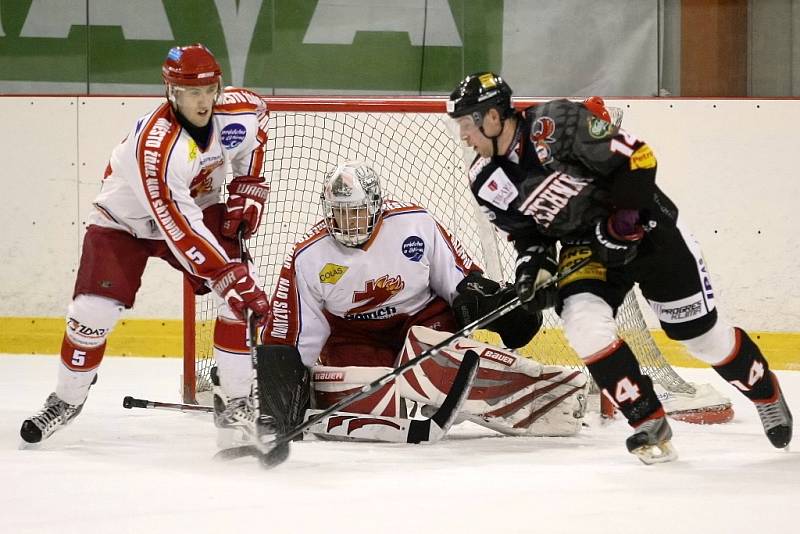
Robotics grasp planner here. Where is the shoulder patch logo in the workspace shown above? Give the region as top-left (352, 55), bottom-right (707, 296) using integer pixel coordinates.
top-left (531, 116), bottom-right (556, 164)
top-left (319, 263), bottom-right (348, 284)
top-left (220, 123), bottom-right (247, 149)
top-left (630, 144), bottom-right (656, 170)
top-left (587, 117), bottom-right (613, 139)
top-left (402, 236), bottom-right (425, 261)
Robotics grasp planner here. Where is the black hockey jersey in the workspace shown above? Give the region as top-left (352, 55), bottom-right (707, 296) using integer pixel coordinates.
top-left (467, 99), bottom-right (678, 253)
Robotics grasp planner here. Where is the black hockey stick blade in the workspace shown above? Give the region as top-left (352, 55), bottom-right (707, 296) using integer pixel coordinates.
top-left (407, 349), bottom-right (480, 443)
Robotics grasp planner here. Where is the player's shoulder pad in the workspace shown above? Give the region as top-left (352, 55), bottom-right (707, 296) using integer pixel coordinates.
top-left (292, 220), bottom-right (330, 255)
top-left (215, 87), bottom-right (268, 114)
top-left (381, 198), bottom-right (427, 217)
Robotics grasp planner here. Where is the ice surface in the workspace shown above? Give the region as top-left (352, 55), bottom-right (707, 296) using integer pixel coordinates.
top-left (1, 354), bottom-right (798, 534)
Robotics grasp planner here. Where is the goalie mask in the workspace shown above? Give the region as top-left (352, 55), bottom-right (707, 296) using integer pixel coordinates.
top-left (321, 161), bottom-right (383, 247)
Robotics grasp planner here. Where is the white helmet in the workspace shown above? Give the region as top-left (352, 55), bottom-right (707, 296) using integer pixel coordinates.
top-left (321, 161), bottom-right (383, 247)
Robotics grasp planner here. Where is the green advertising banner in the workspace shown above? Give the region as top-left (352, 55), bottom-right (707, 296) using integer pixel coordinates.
top-left (0, 0), bottom-right (502, 93)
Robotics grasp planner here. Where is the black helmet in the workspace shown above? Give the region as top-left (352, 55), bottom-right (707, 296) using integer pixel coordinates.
top-left (447, 72), bottom-right (514, 123)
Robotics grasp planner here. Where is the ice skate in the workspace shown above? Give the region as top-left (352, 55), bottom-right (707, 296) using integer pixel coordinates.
top-left (754, 378), bottom-right (793, 449)
top-left (626, 415), bottom-right (678, 465)
top-left (20, 393), bottom-right (86, 444)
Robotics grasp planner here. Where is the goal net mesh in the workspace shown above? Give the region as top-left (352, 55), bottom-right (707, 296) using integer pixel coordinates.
top-left (186, 101), bottom-right (694, 402)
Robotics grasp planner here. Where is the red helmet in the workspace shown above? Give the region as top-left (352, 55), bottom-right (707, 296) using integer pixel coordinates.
top-left (162, 44), bottom-right (222, 87)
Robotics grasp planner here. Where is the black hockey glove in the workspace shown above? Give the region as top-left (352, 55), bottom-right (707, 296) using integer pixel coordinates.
top-left (591, 210), bottom-right (645, 267)
top-left (452, 272), bottom-right (502, 327)
top-left (453, 272), bottom-right (542, 349)
top-left (514, 245), bottom-right (558, 314)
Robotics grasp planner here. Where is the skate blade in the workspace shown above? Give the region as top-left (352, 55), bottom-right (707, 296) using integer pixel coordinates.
top-left (630, 440), bottom-right (678, 465)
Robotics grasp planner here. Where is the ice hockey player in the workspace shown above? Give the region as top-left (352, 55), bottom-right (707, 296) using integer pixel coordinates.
top-left (260, 160), bottom-right (588, 442)
top-left (20, 44), bottom-right (271, 444)
top-left (446, 71), bottom-right (792, 463)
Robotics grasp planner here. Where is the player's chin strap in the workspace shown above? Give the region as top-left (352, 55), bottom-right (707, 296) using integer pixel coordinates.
top-left (236, 253), bottom-right (594, 469)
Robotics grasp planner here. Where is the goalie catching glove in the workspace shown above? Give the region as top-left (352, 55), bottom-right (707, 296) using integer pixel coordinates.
top-left (211, 263), bottom-right (270, 325)
top-left (452, 272), bottom-right (542, 349)
top-left (222, 175), bottom-right (270, 239)
top-left (514, 244), bottom-right (558, 313)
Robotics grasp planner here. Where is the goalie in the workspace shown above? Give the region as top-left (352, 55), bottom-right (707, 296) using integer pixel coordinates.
top-left (259, 160), bottom-right (587, 442)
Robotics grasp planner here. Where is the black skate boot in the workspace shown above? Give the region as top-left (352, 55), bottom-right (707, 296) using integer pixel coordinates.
top-left (754, 376), bottom-right (793, 449)
top-left (626, 413), bottom-right (678, 465)
top-left (20, 393), bottom-right (86, 444)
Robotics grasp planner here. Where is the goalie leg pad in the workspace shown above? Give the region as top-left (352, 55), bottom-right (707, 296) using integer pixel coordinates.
top-left (255, 345), bottom-right (310, 435)
top-left (398, 326), bottom-right (588, 436)
top-left (311, 365), bottom-right (401, 417)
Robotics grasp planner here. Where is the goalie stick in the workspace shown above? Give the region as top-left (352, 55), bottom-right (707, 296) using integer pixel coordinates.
top-left (216, 349), bottom-right (480, 461)
top-left (216, 254), bottom-right (593, 468)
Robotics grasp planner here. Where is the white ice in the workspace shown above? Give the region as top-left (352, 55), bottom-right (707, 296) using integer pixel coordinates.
top-left (1, 354), bottom-right (798, 534)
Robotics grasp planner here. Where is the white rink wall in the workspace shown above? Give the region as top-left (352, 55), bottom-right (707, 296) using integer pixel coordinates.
top-left (1, 96), bottom-right (798, 331)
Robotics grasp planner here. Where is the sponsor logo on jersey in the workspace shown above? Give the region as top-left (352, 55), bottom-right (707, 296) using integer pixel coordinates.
top-left (402, 236), bottom-right (425, 261)
top-left (651, 292), bottom-right (707, 323)
top-left (319, 263), bottom-right (348, 284)
top-left (558, 246), bottom-right (606, 285)
top-left (187, 139), bottom-right (198, 161)
top-left (346, 275), bottom-right (405, 315)
top-left (480, 348), bottom-right (515, 366)
top-left (629, 144), bottom-right (656, 170)
top-left (477, 168), bottom-right (518, 210)
top-left (220, 123), bottom-right (247, 149)
top-left (344, 305), bottom-right (398, 320)
top-left (587, 117), bottom-right (613, 139)
top-left (531, 116), bottom-right (556, 164)
top-left (313, 371), bottom-right (344, 381)
top-left (519, 171), bottom-right (588, 229)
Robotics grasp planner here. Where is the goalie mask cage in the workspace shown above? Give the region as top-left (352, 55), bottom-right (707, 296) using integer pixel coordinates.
top-left (181, 97), bottom-right (696, 407)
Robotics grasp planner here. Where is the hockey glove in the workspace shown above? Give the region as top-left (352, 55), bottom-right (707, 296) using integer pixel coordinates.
top-left (453, 272), bottom-right (543, 348)
top-left (514, 245), bottom-right (558, 314)
top-left (591, 209), bottom-right (645, 267)
top-left (222, 175), bottom-right (270, 239)
top-left (211, 263), bottom-right (270, 325)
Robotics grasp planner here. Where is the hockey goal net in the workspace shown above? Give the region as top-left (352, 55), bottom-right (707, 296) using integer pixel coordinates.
top-left (182, 97), bottom-right (728, 422)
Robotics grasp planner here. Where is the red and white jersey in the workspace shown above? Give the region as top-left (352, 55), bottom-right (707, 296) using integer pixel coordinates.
top-left (87, 87), bottom-right (269, 280)
top-left (264, 201), bottom-right (481, 366)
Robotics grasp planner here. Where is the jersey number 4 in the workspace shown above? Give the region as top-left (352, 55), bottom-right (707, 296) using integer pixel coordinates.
top-left (602, 376), bottom-right (642, 407)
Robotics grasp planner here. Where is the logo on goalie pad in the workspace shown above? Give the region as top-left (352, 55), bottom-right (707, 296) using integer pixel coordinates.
top-left (313, 371), bottom-right (344, 381)
top-left (327, 415), bottom-right (401, 434)
top-left (480, 348), bottom-right (515, 366)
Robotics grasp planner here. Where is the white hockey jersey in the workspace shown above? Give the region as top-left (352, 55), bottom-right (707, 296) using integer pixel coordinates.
top-left (87, 87), bottom-right (269, 280)
top-left (264, 201), bottom-right (481, 366)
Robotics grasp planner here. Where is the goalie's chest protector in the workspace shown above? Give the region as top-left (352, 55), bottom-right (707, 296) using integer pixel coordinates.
top-left (294, 204), bottom-right (469, 321)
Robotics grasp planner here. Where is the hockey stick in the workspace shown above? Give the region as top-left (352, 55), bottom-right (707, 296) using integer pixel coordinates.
top-left (122, 396), bottom-right (214, 413)
top-left (216, 349), bottom-right (480, 461)
top-left (218, 255), bottom-right (592, 468)
top-left (125, 349), bottom-right (478, 441)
